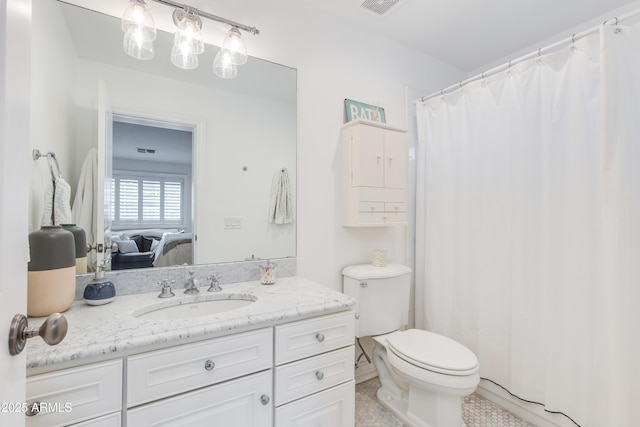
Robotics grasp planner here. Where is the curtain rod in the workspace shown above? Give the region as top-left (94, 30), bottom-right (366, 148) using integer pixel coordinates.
top-left (151, 0), bottom-right (260, 35)
top-left (417, 7), bottom-right (640, 104)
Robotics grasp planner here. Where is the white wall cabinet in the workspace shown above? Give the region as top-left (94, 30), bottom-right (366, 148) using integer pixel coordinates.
top-left (342, 119), bottom-right (408, 226)
top-left (26, 311), bottom-right (355, 427)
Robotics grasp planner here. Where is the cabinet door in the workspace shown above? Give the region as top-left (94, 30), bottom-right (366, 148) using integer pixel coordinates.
top-left (275, 380), bottom-right (355, 427)
top-left (351, 125), bottom-right (384, 188)
top-left (127, 370), bottom-right (272, 427)
top-left (383, 129), bottom-right (407, 189)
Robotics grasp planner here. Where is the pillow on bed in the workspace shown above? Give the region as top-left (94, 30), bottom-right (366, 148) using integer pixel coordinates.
top-left (141, 236), bottom-right (154, 252)
top-left (117, 240), bottom-right (139, 254)
top-left (150, 239), bottom-right (160, 252)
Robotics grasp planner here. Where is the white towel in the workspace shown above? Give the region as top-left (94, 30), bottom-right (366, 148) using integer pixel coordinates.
top-left (42, 176), bottom-right (73, 226)
top-left (72, 148), bottom-right (98, 248)
top-left (269, 168), bottom-right (294, 225)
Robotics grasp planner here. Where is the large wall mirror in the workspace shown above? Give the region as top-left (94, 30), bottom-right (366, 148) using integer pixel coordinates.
top-left (29, 0), bottom-right (297, 271)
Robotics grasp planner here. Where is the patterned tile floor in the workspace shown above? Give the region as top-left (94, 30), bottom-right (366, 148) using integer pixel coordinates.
top-left (355, 378), bottom-right (536, 427)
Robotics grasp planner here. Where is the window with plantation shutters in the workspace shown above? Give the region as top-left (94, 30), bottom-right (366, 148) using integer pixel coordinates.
top-left (111, 172), bottom-right (185, 228)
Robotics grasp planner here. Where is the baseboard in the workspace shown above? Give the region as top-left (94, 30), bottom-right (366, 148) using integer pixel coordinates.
top-left (355, 362), bottom-right (378, 384)
top-left (477, 380), bottom-right (576, 427)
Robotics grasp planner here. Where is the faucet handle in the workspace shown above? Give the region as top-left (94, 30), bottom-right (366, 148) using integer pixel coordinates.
top-left (207, 275), bottom-right (222, 292)
top-left (158, 280), bottom-right (175, 298)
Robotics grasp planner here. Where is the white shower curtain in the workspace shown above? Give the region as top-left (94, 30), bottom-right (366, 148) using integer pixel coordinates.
top-left (416, 23), bottom-right (640, 426)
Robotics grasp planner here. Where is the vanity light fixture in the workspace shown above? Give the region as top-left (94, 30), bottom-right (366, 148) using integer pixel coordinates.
top-left (121, 0), bottom-right (260, 78)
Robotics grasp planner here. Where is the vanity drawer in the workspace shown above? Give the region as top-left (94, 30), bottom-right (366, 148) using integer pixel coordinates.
top-left (275, 380), bottom-right (355, 427)
top-left (275, 311), bottom-right (355, 365)
top-left (127, 370), bottom-right (272, 427)
top-left (384, 202), bottom-right (406, 212)
top-left (274, 346), bottom-right (354, 406)
top-left (73, 412), bottom-right (121, 426)
top-left (26, 359), bottom-right (122, 427)
top-left (127, 328), bottom-right (272, 407)
top-left (358, 201), bottom-right (385, 212)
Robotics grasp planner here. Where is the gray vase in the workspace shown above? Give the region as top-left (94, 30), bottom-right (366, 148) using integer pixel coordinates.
top-left (61, 224), bottom-right (87, 274)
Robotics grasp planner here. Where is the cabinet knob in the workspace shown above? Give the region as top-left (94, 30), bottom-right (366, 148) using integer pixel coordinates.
top-left (25, 402), bottom-right (40, 417)
top-left (260, 395), bottom-right (270, 405)
top-left (315, 371), bottom-right (325, 381)
top-left (204, 360), bottom-right (215, 371)
top-left (315, 333), bottom-right (325, 343)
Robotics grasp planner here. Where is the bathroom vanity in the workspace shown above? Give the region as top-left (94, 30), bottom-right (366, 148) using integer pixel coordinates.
top-left (25, 277), bottom-right (355, 427)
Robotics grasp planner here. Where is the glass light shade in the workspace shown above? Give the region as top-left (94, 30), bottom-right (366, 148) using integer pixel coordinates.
top-left (171, 45), bottom-right (199, 70)
top-left (122, 0), bottom-right (156, 42)
top-left (213, 49), bottom-right (238, 79)
top-left (221, 27), bottom-right (247, 65)
top-left (123, 27), bottom-right (154, 60)
top-left (173, 9), bottom-right (204, 55)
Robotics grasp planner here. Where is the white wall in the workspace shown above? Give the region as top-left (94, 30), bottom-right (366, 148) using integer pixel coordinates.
top-left (73, 60), bottom-right (296, 263)
top-left (29, 0), bottom-right (78, 231)
top-left (51, 0), bottom-right (465, 289)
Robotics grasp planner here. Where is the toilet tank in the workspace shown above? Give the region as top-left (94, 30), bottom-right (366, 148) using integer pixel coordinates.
top-left (342, 264), bottom-right (412, 338)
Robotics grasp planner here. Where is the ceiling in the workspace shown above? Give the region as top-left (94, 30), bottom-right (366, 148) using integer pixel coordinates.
top-left (302, 0), bottom-right (639, 72)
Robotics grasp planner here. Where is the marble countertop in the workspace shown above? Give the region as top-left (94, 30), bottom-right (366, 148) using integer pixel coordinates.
top-left (26, 276), bottom-right (355, 370)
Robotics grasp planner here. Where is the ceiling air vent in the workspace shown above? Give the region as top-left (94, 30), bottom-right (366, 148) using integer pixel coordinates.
top-left (360, 0), bottom-right (405, 16)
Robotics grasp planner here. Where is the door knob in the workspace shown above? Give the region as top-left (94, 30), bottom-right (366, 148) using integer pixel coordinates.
top-left (8, 313), bottom-right (68, 356)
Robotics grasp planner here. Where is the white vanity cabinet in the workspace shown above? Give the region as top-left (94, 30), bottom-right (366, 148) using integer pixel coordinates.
top-left (25, 309), bottom-right (356, 427)
top-left (342, 119), bottom-right (408, 226)
top-left (274, 311), bottom-right (356, 426)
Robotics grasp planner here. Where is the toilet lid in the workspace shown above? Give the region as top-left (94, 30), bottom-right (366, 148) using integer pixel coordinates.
top-left (387, 329), bottom-right (478, 375)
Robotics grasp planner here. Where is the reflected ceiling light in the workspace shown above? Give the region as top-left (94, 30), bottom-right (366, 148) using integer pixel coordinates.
top-left (121, 0), bottom-right (156, 60)
top-left (213, 49), bottom-right (238, 79)
top-left (171, 7), bottom-right (203, 69)
top-left (221, 27), bottom-right (247, 65)
top-left (121, 0), bottom-right (260, 78)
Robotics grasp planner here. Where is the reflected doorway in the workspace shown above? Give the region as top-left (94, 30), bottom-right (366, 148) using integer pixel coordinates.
top-left (109, 115), bottom-right (194, 270)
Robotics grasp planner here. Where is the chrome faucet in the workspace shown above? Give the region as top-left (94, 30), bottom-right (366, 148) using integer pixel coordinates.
top-left (184, 270), bottom-right (199, 294)
top-left (207, 273), bottom-right (222, 292)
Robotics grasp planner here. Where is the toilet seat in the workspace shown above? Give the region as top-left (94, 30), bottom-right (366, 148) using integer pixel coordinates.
top-left (387, 329), bottom-right (478, 376)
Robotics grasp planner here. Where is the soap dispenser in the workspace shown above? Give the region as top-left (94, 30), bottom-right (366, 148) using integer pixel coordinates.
top-left (83, 266), bottom-right (116, 305)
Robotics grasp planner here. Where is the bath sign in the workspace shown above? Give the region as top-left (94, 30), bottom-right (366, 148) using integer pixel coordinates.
top-left (345, 99), bottom-right (386, 123)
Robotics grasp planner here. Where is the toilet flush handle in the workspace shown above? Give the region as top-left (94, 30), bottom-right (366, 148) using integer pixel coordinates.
top-left (360, 281), bottom-right (368, 288)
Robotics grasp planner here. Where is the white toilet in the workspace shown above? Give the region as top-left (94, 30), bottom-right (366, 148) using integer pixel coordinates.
top-left (343, 264), bottom-right (479, 427)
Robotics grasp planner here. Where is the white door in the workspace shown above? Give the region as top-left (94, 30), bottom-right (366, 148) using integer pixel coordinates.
top-left (96, 80), bottom-right (113, 270)
top-left (1, 0), bottom-right (31, 425)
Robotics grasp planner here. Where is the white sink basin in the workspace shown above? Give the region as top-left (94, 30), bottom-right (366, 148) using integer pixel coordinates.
top-left (133, 294), bottom-right (257, 320)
